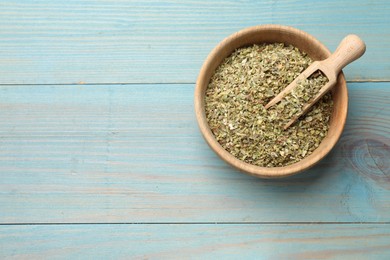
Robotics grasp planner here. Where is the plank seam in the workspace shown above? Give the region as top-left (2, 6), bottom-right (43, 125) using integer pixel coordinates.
top-left (1, 222), bottom-right (390, 226)
top-left (0, 80), bottom-right (387, 86)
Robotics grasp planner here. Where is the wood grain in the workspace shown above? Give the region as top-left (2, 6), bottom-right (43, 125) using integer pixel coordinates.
top-left (0, 0), bottom-right (388, 84)
top-left (1, 224), bottom-right (390, 259)
top-left (0, 82), bottom-right (389, 223)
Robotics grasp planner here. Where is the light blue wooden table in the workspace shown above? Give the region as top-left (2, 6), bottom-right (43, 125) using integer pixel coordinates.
top-left (1, 0), bottom-right (389, 259)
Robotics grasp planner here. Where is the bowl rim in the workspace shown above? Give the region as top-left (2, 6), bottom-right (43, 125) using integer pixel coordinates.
top-left (194, 24), bottom-right (348, 178)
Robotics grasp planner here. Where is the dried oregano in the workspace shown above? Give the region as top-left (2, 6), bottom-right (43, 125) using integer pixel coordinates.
top-left (205, 43), bottom-right (333, 167)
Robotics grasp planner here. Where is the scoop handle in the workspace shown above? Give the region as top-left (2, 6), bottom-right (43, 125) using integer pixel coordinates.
top-left (324, 34), bottom-right (366, 74)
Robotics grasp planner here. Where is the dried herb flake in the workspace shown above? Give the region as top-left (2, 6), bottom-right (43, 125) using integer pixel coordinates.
top-left (205, 43), bottom-right (333, 167)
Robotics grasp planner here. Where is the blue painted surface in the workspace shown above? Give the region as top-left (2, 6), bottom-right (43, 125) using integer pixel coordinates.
top-left (1, 224), bottom-right (390, 259)
top-left (0, 0), bottom-right (389, 258)
top-left (0, 83), bottom-right (389, 225)
top-left (0, 0), bottom-right (389, 84)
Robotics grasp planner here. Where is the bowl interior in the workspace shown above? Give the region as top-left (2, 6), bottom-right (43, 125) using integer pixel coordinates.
top-left (195, 25), bottom-right (347, 178)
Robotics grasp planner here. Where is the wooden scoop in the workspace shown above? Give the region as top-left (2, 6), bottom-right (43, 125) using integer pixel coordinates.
top-left (265, 34), bottom-right (366, 129)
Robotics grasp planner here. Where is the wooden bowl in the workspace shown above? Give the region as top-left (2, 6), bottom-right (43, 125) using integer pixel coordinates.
top-left (194, 25), bottom-right (348, 178)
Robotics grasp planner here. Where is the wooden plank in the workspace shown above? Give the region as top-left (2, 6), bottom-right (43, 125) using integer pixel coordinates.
top-left (0, 0), bottom-right (388, 84)
top-left (0, 82), bottom-right (389, 223)
top-left (1, 224), bottom-right (390, 259)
